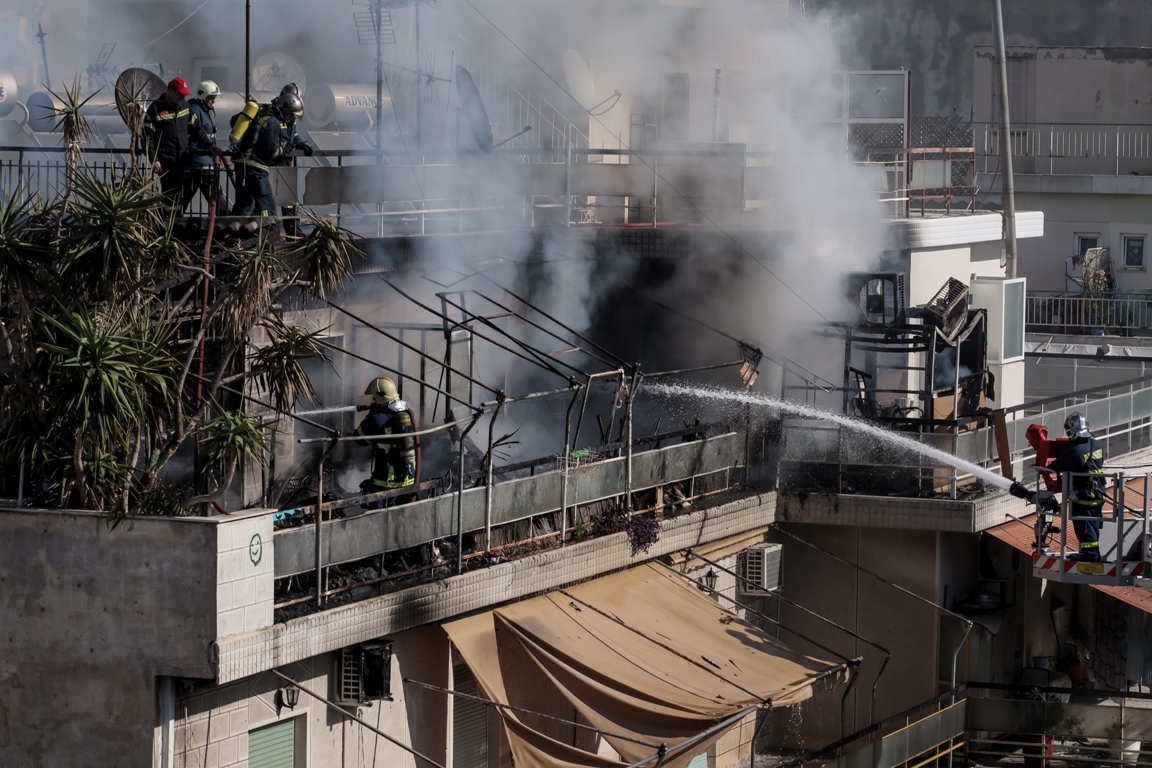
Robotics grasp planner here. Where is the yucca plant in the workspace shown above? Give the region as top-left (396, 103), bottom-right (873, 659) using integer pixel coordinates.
top-left (287, 214), bottom-right (364, 299)
top-left (46, 78), bottom-right (98, 240)
top-left (185, 404), bottom-right (269, 508)
top-left (59, 169), bottom-right (167, 300)
top-left (250, 318), bottom-right (333, 414)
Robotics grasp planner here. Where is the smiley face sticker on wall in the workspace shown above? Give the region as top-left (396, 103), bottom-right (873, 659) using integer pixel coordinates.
top-left (249, 533), bottom-right (263, 566)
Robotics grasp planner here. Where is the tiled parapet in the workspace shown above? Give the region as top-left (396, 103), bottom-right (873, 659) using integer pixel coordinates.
top-left (214, 510), bottom-right (275, 638)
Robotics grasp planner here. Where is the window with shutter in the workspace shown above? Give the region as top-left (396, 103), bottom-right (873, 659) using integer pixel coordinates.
top-left (453, 663), bottom-right (489, 768)
top-left (248, 718), bottom-right (299, 768)
top-left (1006, 58), bottom-right (1027, 124)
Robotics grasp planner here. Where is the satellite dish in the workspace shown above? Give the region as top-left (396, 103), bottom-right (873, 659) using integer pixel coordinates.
top-left (252, 52), bottom-right (307, 98)
top-left (454, 66), bottom-right (493, 153)
top-left (113, 67), bottom-right (166, 127)
top-left (562, 49), bottom-right (596, 110)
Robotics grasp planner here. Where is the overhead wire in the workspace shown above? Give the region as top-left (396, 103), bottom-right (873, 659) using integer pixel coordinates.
top-left (137, 0), bottom-right (212, 53)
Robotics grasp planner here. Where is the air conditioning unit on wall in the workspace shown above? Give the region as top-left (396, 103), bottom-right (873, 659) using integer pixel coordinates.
top-left (336, 640), bottom-right (393, 706)
top-left (737, 543), bottom-right (783, 596)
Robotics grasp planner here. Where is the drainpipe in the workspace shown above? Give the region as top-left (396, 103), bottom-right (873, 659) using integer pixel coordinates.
top-left (484, 397), bottom-right (505, 554)
top-left (159, 676), bottom-right (175, 768)
top-left (561, 388), bottom-right (581, 544)
top-left (713, 69), bottom-right (722, 142)
top-left (625, 368), bottom-right (643, 513)
top-left (992, 0), bottom-right (1018, 277)
top-left (456, 414), bottom-right (482, 574)
top-left (315, 453), bottom-right (325, 608)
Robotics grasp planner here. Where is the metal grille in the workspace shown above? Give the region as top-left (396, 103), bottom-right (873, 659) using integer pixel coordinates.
top-left (353, 5), bottom-right (396, 46)
top-left (908, 116), bottom-right (973, 149)
top-left (338, 647), bottom-right (363, 704)
top-left (556, 449), bottom-right (607, 473)
top-left (849, 123), bottom-right (905, 151)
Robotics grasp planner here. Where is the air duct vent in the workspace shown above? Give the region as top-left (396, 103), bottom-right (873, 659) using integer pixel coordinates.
top-left (845, 272), bottom-right (905, 326)
top-left (336, 640), bottom-right (393, 706)
top-left (737, 543), bottom-right (782, 596)
top-left (922, 277), bottom-right (970, 342)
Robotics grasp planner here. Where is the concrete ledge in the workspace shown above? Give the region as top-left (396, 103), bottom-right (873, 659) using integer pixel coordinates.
top-left (777, 492), bottom-right (976, 532)
top-left (213, 491), bottom-right (776, 683)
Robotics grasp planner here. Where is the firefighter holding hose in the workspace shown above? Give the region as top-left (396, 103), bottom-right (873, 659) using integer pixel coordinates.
top-left (1011, 411), bottom-right (1105, 561)
top-left (1047, 412), bottom-right (1106, 561)
top-left (355, 377), bottom-right (417, 507)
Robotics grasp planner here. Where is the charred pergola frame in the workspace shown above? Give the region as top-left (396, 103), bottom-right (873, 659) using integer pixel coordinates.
top-left (271, 267), bottom-right (769, 613)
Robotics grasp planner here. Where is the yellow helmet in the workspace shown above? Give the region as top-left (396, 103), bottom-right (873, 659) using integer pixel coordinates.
top-left (365, 376), bottom-right (399, 405)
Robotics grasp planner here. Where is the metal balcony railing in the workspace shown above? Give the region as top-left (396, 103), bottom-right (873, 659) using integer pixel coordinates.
top-left (1027, 291), bottom-right (1152, 336)
top-left (975, 122), bottom-right (1152, 176)
top-left (0, 144), bottom-right (980, 235)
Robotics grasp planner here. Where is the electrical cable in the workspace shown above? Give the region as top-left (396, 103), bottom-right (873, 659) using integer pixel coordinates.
top-left (459, 0), bottom-right (845, 333)
top-left (137, 0), bottom-right (212, 53)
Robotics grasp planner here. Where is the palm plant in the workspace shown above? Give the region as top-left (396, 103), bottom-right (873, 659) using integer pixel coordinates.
top-left (0, 152), bottom-right (364, 523)
top-left (46, 78), bottom-right (98, 239)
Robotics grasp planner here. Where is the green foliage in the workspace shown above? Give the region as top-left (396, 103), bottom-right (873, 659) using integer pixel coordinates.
top-left (0, 153), bottom-right (362, 521)
top-left (251, 319), bottom-right (332, 414)
top-left (60, 170), bottom-right (167, 296)
top-left (199, 406), bottom-right (269, 469)
top-left (287, 215), bottom-right (364, 300)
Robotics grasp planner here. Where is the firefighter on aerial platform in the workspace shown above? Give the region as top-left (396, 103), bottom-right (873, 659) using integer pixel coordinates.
top-left (1047, 412), bottom-right (1106, 561)
top-left (1011, 411), bottom-right (1106, 560)
top-left (355, 377), bottom-right (418, 507)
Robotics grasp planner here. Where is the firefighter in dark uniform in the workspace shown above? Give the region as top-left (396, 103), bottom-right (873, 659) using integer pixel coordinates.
top-left (141, 77), bottom-right (217, 218)
top-left (230, 92), bottom-right (301, 225)
top-left (182, 80), bottom-right (225, 214)
top-left (271, 83), bottom-right (313, 237)
top-left (1048, 412), bottom-right (1106, 561)
top-left (355, 377), bottom-right (417, 506)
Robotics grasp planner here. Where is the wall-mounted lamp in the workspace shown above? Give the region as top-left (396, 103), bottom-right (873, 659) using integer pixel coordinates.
top-left (276, 685), bottom-right (300, 714)
top-left (699, 568), bottom-right (718, 592)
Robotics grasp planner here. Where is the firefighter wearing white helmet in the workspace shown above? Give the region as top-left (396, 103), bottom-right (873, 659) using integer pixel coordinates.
top-left (184, 79), bottom-right (225, 212)
top-left (355, 377), bottom-right (417, 505)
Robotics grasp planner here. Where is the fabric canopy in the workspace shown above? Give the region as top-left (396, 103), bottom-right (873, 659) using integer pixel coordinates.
top-left (442, 562), bottom-right (847, 768)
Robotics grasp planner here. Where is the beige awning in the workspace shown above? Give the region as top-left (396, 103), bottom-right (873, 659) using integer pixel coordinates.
top-left (442, 562), bottom-right (848, 768)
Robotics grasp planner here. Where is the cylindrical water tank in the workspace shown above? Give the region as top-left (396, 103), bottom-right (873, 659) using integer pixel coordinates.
top-left (0, 70), bottom-right (19, 119)
top-left (306, 84), bottom-right (391, 131)
top-left (26, 90), bottom-right (120, 133)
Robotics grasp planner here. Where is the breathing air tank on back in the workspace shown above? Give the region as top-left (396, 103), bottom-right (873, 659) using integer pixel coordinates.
top-left (228, 100), bottom-right (260, 145)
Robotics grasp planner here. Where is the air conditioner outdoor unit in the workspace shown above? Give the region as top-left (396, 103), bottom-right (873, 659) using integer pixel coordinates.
top-left (737, 543), bottom-right (783, 596)
top-left (336, 640), bottom-right (393, 706)
top-left (845, 272), bottom-right (906, 327)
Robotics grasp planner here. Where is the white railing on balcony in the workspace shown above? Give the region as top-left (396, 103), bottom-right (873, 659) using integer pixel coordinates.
top-left (975, 122), bottom-right (1152, 175)
top-left (1026, 290), bottom-right (1152, 335)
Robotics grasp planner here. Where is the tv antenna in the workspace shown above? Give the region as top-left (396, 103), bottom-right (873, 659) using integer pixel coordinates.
top-left (454, 65), bottom-right (531, 153)
top-left (88, 43), bottom-right (116, 94)
top-left (252, 52), bottom-right (307, 97)
top-left (113, 67), bottom-right (166, 127)
top-left (36, 23), bottom-right (51, 88)
top-left (561, 49), bottom-right (621, 116)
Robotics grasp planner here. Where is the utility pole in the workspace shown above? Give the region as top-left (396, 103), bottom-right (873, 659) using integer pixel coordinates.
top-left (992, 0), bottom-right (1018, 277)
top-left (376, 0), bottom-right (384, 164)
top-left (244, 0), bottom-right (251, 100)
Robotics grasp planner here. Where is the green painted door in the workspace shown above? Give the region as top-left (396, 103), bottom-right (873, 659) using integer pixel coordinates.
top-left (686, 754), bottom-right (709, 768)
top-left (249, 719), bottom-right (296, 768)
